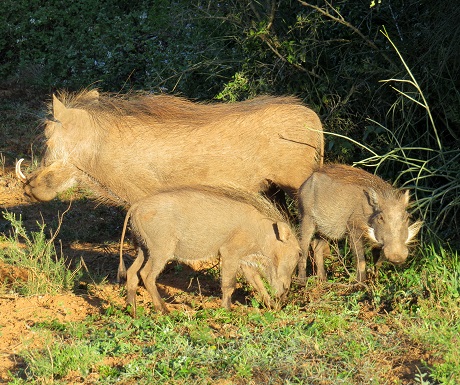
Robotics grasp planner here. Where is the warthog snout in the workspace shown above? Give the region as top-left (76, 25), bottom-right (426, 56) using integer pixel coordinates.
top-left (383, 251), bottom-right (408, 265)
top-left (15, 159), bottom-right (78, 202)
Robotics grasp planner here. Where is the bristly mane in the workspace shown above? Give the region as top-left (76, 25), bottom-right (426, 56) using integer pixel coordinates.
top-left (49, 89), bottom-right (305, 131)
top-left (159, 185), bottom-right (291, 225)
top-left (317, 163), bottom-right (403, 200)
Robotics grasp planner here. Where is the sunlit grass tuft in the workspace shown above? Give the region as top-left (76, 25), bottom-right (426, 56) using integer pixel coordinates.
top-left (0, 210), bottom-right (81, 296)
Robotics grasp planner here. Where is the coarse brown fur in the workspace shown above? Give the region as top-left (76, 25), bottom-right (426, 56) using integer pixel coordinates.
top-left (119, 186), bottom-right (301, 314)
top-left (297, 164), bottom-right (422, 282)
top-left (313, 164), bottom-right (400, 200)
top-left (20, 89), bottom-right (324, 207)
top-left (118, 185), bottom-right (294, 281)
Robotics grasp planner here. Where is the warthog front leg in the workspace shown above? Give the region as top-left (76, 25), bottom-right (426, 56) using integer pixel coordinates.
top-left (219, 246), bottom-right (243, 310)
top-left (240, 264), bottom-right (273, 309)
top-left (299, 217), bottom-right (316, 283)
top-left (311, 238), bottom-right (328, 282)
top-left (349, 229), bottom-right (367, 282)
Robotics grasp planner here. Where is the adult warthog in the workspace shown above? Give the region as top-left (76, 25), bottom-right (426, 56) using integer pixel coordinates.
top-left (16, 90), bottom-right (323, 204)
top-left (297, 164), bottom-right (422, 282)
top-left (119, 187), bottom-right (301, 314)
top-left (16, 90), bottom-right (323, 279)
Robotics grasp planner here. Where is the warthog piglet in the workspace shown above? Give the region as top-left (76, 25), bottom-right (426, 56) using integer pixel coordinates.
top-left (298, 164), bottom-right (422, 282)
top-left (119, 187), bottom-right (301, 314)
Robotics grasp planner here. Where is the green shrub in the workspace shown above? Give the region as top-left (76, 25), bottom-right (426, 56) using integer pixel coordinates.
top-left (0, 0), bottom-right (235, 98)
top-left (0, 211), bottom-right (81, 295)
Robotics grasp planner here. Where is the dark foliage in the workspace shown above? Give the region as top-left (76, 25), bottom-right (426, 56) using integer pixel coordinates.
top-left (0, 0), bottom-right (458, 241)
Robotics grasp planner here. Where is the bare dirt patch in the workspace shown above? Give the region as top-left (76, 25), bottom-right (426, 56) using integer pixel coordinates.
top-left (0, 167), bottom-right (101, 379)
top-left (0, 292), bottom-right (100, 381)
top-left (0, 165), bottom-right (232, 379)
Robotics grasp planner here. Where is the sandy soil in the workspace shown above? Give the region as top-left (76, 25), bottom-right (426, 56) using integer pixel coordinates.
top-left (0, 165), bottom-right (225, 380)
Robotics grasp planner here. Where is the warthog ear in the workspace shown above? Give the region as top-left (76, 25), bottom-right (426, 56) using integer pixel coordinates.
top-left (402, 189), bottom-right (410, 206)
top-left (53, 94), bottom-right (67, 120)
top-left (406, 220), bottom-right (423, 244)
top-left (364, 188), bottom-right (380, 211)
top-left (274, 222), bottom-right (291, 242)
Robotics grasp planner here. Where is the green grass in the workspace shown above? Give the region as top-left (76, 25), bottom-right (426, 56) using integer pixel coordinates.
top-left (3, 243), bottom-right (458, 385)
top-left (353, 30), bottom-right (460, 242)
top-left (2, 206), bottom-right (458, 384)
top-left (401, 246), bottom-right (460, 384)
top-left (0, 211), bottom-right (81, 296)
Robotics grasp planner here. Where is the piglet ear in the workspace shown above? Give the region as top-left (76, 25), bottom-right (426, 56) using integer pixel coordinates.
top-left (364, 188), bottom-right (380, 211)
top-left (402, 189), bottom-right (410, 206)
top-left (275, 222), bottom-right (291, 242)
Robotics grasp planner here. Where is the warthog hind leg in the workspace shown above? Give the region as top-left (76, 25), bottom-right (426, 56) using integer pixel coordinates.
top-left (126, 248), bottom-right (146, 316)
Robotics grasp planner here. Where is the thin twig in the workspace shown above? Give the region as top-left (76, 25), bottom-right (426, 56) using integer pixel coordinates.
top-left (298, 0), bottom-right (397, 67)
top-left (46, 201), bottom-right (72, 247)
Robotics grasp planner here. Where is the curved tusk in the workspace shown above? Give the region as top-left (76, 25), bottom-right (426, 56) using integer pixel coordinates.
top-left (15, 158), bottom-right (27, 183)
